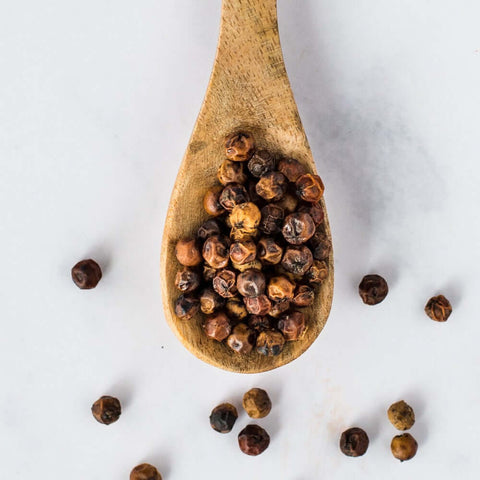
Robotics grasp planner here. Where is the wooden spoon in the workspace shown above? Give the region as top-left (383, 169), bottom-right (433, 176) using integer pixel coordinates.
top-left (161, 0), bottom-right (333, 373)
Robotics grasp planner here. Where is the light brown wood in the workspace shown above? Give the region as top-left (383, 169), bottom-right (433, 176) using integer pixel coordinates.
top-left (160, 0), bottom-right (333, 373)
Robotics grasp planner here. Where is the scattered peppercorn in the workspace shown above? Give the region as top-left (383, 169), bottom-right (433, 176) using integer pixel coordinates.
top-left (278, 311), bottom-right (306, 340)
top-left (391, 433), bottom-right (418, 461)
top-left (256, 329), bottom-right (285, 356)
top-left (282, 212), bottom-right (316, 245)
top-left (225, 132), bottom-right (255, 162)
top-left (256, 171), bottom-right (288, 201)
top-left (358, 274), bottom-right (389, 305)
top-left (209, 403), bottom-right (238, 433)
top-left (175, 238), bottom-right (203, 267)
top-left (339, 427), bottom-right (369, 457)
top-left (203, 185), bottom-right (225, 217)
top-left (242, 388), bottom-right (272, 418)
top-left (238, 424), bottom-right (270, 456)
top-left (296, 173), bottom-right (324, 203)
top-left (248, 150), bottom-right (276, 177)
top-left (425, 294), bottom-right (452, 322)
top-left (217, 159), bottom-right (247, 185)
top-left (91, 396), bottom-right (121, 425)
top-left (130, 463), bottom-right (162, 480)
top-left (175, 267), bottom-right (201, 293)
top-left (71, 259), bottom-right (102, 289)
top-left (388, 400), bottom-right (415, 431)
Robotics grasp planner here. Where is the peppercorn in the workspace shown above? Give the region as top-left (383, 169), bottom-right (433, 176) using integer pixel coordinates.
top-left (246, 179), bottom-right (264, 205)
top-left (175, 238), bottom-right (202, 267)
top-left (217, 159), bottom-right (248, 185)
top-left (248, 150), bottom-right (276, 177)
top-left (174, 293), bottom-right (200, 320)
top-left (230, 239), bottom-right (257, 265)
top-left (259, 204), bottom-right (285, 235)
top-left (425, 295), bottom-right (452, 322)
top-left (305, 260), bottom-right (328, 284)
top-left (232, 258), bottom-right (263, 273)
top-left (225, 296), bottom-right (249, 321)
top-left (238, 424), bottom-right (270, 456)
top-left (267, 275), bottom-right (295, 302)
top-left (309, 229), bottom-right (332, 260)
top-left (278, 157), bottom-right (307, 182)
top-left (296, 173), bottom-right (324, 203)
top-left (388, 400), bottom-right (415, 431)
top-left (213, 269), bottom-right (237, 298)
top-left (71, 259), bottom-right (102, 289)
top-left (199, 288), bottom-right (225, 314)
top-left (298, 201), bottom-right (324, 226)
top-left (175, 267), bottom-right (201, 293)
top-left (244, 294), bottom-right (272, 315)
top-left (257, 237), bottom-right (283, 265)
top-left (292, 284), bottom-right (314, 307)
top-left (242, 388), bottom-right (272, 418)
top-left (203, 312), bottom-right (232, 341)
top-left (237, 269), bottom-right (266, 298)
top-left (230, 227), bottom-right (258, 242)
top-left (202, 235), bottom-right (230, 269)
top-left (91, 396), bottom-right (121, 425)
top-left (256, 329), bottom-right (285, 356)
top-left (248, 315), bottom-right (271, 332)
top-left (203, 185), bottom-right (225, 216)
top-left (281, 245), bottom-right (313, 275)
top-left (225, 132), bottom-right (255, 162)
top-left (391, 433), bottom-right (418, 461)
top-left (219, 183), bottom-right (250, 211)
top-left (229, 202), bottom-right (261, 232)
top-left (226, 323), bottom-right (256, 354)
top-left (339, 427), bottom-right (369, 457)
top-left (277, 311), bottom-right (306, 340)
top-left (268, 299), bottom-right (290, 317)
top-left (256, 171), bottom-right (288, 201)
top-left (209, 403), bottom-right (238, 433)
top-left (282, 212), bottom-right (316, 245)
top-left (197, 218), bottom-right (222, 240)
top-left (275, 190), bottom-right (299, 213)
top-left (358, 274), bottom-right (389, 305)
top-left (130, 464), bottom-right (162, 480)
top-left (203, 265), bottom-right (217, 281)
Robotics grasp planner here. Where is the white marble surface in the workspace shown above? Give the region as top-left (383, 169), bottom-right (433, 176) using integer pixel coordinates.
top-left (1, 1), bottom-right (479, 478)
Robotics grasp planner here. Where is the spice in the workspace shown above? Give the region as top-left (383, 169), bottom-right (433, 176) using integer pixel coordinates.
top-left (213, 269), bottom-right (237, 298)
top-left (296, 173), bottom-right (324, 202)
top-left (175, 293), bottom-right (200, 320)
top-left (242, 388), bottom-right (272, 418)
top-left (244, 294), bottom-right (272, 315)
top-left (203, 185), bottom-right (225, 217)
top-left (197, 218), bottom-right (222, 240)
top-left (256, 330), bottom-right (285, 356)
top-left (339, 427), bottom-right (369, 457)
top-left (225, 296), bottom-right (249, 320)
top-left (248, 150), bottom-right (276, 177)
top-left (256, 171), bottom-right (288, 201)
top-left (277, 311), bottom-right (306, 341)
top-left (71, 259), bottom-right (102, 289)
top-left (175, 238), bottom-right (202, 267)
top-left (91, 396), bottom-right (121, 425)
top-left (257, 237), bottom-right (283, 265)
top-left (275, 190), bottom-right (298, 213)
top-left (238, 424), bottom-right (270, 456)
top-left (199, 288), bottom-right (225, 315)
top-left (229, 202), bottom-right (261, 232)
top-left (219, 183), bottom-right (249, 211)
top-left (391, 433), bottom-right (418, 461)
top-left (388, 400), bottom-right (415, 431)
top-left (267, 275), bottom-right (295, 302)
top-left (209, 403), bottom-right (238, 433)
top-left (226, 323), bottom-right (256, 354)
top-left (248, 315), bottom-right (271, 332)
top-left (203, 312), bottom-right (232, 341)
top-left (175, 267), bottom-right (201, 293)
top-left (277, 157), bottom-right (307, 182)
top-left (282, 212), bottom-right (316, 245)
top-left (358, 274), bottom-right (389, 305)
top-left (232, 259), bottom-right (263, 273)
top-left (203, 265), bottom-right (217, 281)
top-left (268, 299), bottom-right (290, 317)
top-left (425, 295), bottom-right (452, 322)
top-left (298, 202), bottom-right (324, 226)
top-left (217, 159), bottom-right (247, 185)
top-left (292, 284), bottom-right (314, 307)
top-left (230, 240), bottom-right (257, 265)
top-left (260, 204), bottom-right (284, 235)
top-left (309, 229), bottom-right (332, 260)
top-left (225, 132), bottom-right (255, 162)
top-left (305, 260), bottom-right (328, 284)
top-left (202, 235), bottom-right (230, 269)
top-left (237, 269), bottom-right (266, 298)
top-left (281, 245), bottom-right (313, 275)
top-left (130, 463), bottom-right (162, 480)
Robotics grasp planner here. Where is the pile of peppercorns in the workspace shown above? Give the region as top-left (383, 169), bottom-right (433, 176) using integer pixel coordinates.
top-left (174, 132), bottom-right (331, 356)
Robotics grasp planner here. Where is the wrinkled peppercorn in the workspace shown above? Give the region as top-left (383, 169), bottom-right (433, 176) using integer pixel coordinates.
top-left (229, 202), bottom-right (261, 232)
top-left (305, 260), bottom-right (328, 284)
top-left (256, 329), bottom-right (285, 356)
top-left (260, 204), bottom-right (285, 235)
top-left (268, 299), bottom-right (290, 317)
top-left (256, 171), bottom-right (288, 201)
top-left (213, 269), bottom-right (237, 298)
top-left (358, 274), bottom-right (389, 305)
top-left (339, 427), bottom-right (369, 457)
top-left (226, 323), bottom-right (256, 354)
top-left (225, 296), bottom-right (249, 321)
top-left (309, 229), bottom-right (332, 260)
top-left (203, 265), bottom-right (217, 281)
top-left (232, 258), bottom-right (262, 273)
top-left (298, 202), bottom-right (324, 226)
top-left (248, 150), bottom-right (276, 177)
top-left (175, 293), bottom-right (200, 320)
top-left (130, 463), bottom-right (162, 480)
top-left (281, 245), bottom-right (313, 275)
top-left (219, 183), bottom-right (249, 211)
top-left (225, 132), bottom-right (255, 162)
top-left (202, 235), bottom-right (230, 269)
top-left (199, 288), bottom-right (225, 315)
top-left (237, 269), bottom-right (266, 298)
top-left (230, 240), bottom-right (256, 265)
top-left (278, 157), bottom-right (307, 182)
top-left (282, 212), bottom-right (316, 245)
top-left (91, 396), bottom-right (121, 425)
top-left (175, 267), bottom-right (201, 293)
top-left (277, 311), bottom-right (306, 341)
top-left (203, 185), bottom-right (225, 217)
top-left (209, 403), bottom-right (238, 433)
top-left (292, 284), bottom-right (314, 307)
top-left (275, 190), bottom-right (299, 213)
top-left (203, 312), bottom-right (232, 341)
top-left (238, 424), bottom-right (270, 456)
top-left (267, 275), bottom-right (295, 302)
top-left (197, 218), bottom-right (222, 240)
top-left (425, 295), bottom-right (452, 322)
top-left (243, 388), bottom-right (272, 418)
top-left (257, 237), bottom-right (283, 265)
top-left (388, 400), bottom-right (415, 431)
top-left (247, 179), bottom-right (264, 205)
top-left (296, 173), bottom-right (324, 203)
top-left (244, 294), bottom-right (272, 315)
top-left (71, 259), bottom-right (102, 289)
top-left (248, 315), bottom-right (271, 332)
top-left (391, 433), bottom-right (418, 461)
top-left (217, 159), bottom-right (248, 185)
top-left (175, 238), bottom-right (203, 267)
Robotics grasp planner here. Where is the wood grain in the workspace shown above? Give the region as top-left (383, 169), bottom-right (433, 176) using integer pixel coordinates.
top-left (160, 0), bottom-right (333, 373)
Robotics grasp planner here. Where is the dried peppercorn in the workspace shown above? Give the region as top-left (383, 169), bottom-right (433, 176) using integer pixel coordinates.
top-left (275, 190), bottom-right (299, 213)
top-left (230, 227), bottom-right (258, 242)
top-left (202, 235), bottom-right (230, 269)
top-left (175, 238), bottom-right (203, 267)
top-left (305, 260), bottom-right (328, 284)
top-left (268, 299), bottom-right (290, 318)
top-left (309, 229), bottom-right (332, 260)
top-left (226, 323), bottom-right (256, 354)
top-left (267, 275), bottom-right (295, 302)
top-left (298, 201), bottom-right (324, 226)
top-left (225, 132), bottom-right (255, 162)
top-left (292, 284), bottom-right (314, 307)
top-left (232, 259), bottom-right (262, 273)
top-left (229, 202), bottom-right (261, 232)
top-left (238, 424), bottom-right (270, 456)
top-left (199, 288), bottom-right (225, 315)
top-left (358, 274), bottom-right (389, 305)
top-left (209, 403), bottom-right (238, 433)
top-left (197, 218), bottom-right (222, 240)
top-left (213, 269), bottom-right (237, 298)
top-left (230, 239), bottom-right (257, 265)
top-left (281, 245), bottom-right (313, 275)
top-left (203, 185), bottom-right (225, 216)
top-left (91, 396), bottom-right (121, 425)
top-left (217, 159), bottom-right (247, 185)
top-left (425, 295), bottom-right (452, 322)
top-left (339, 427), bottom-right (369, 457)
top-left (237, 269), bottom-right (266, 298)
top-left (259, 204), bottom-right (285, 235)
top-left (256, 171), bottom-right (288, 201)
top-left (175, 267), bottom-right (201, 293)
top-left (248, 150), bottom-right (276, 178)
top-left (219, 183), bottom-right (249, 211)
top-left (203, 312), bottom-right (232, 341)
top-left (282, 212), bottom-right (316, 245)
top-left (243, 388), bottom-right (272, 418)
top-left (391, 433), bottom-right (418, 461)
top-left (277, 311), bottom-right (306, 340)
top-left (296, 173), bottom-right (324, 203)
top-left (203, 265), bottom-right (217, 281)
top-left (248, 315), bottom-right (271, 332)
top-left (175, 293), bottom-right (200, 320)
top-left (244, 294), bottom-right (272, 315)
top-left (257, 237), bottom-right (283, 265)
top-left (256, 329), bottom-right (285, 356)
top-left (388, 400), bottom-right (415, 431)
top-left (71, 259), bottom-right (102, 289)
top-left (225, 296), bottom-right (249, 321)
top-left (130, 463), bottom-right (162, 480)
top-left (278, 157), bottom-right (307, 182)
